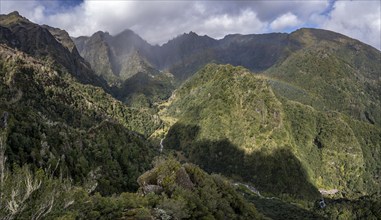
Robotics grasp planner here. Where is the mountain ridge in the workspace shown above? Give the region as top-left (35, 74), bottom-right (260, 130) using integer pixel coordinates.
top-left (74, 26), bottom-right (380, 85)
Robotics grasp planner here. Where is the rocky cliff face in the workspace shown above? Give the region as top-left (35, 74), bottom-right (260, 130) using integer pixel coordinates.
top-left (73, 30), bottom-right (155, 85)
top-left (73, 29), bottom-right (175, 106)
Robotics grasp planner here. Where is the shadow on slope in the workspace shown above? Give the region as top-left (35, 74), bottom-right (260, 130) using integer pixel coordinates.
top-left (164, 123), bottom-right (320, 201)
top-left (112, 72), bottom-right (174, 107)
top-left (245, 194), bottom-right (325, 219)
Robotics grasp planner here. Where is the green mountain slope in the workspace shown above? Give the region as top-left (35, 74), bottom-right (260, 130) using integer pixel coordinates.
top-left (0, 44), bottom-right (161, 195)
top-left (266, 28), bottom-right (381, 126)
top-left (162, 64), bottom-right (381, 202)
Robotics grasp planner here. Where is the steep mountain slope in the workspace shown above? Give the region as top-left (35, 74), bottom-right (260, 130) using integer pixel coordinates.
top-left (74, 30), bottom-right (174, 106)
top-left (72, 31), bottom-right (118, 84)
top-left (162, 64), bottom-right (381, 202)
top-left (0, 11), bottom-right (171, 198)
top-left (74, 29), bottom-right (156, 83)
top-left (217, 33), bottom-right (291, 70)
top-left (154, 32), bottom-right (219, 80)
top-left (0, 11), bottom-right (107, 88)
top-left (0, 42), bottom-right (161, 195)
top-left (0, 11), bottom-right (173, 109)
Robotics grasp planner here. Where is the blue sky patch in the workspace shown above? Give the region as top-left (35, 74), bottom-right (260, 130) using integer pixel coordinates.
top-left (37, 0), bottom-right (84, 15)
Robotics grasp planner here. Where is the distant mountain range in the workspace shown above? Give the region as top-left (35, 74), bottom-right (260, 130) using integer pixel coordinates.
top-left (1, 11), bottom-right (380, 219)
top-left (74, 23), bottom-right (380, 126)
top-left (73, 28), bottom-right (293, 82)
top-left (73, 26), bottom-right (379, 83)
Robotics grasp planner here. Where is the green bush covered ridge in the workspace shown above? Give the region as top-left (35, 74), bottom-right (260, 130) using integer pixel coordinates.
top-left (0, 44), bottom-right (160, 195)
top-left (162, 63), bottom-right (380, 216)
top-left (266, 28), bottom-right (381, 126)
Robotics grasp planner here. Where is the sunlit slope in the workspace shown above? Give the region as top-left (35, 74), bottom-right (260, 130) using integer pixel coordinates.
top-left (266, 28), bottom-right (381, 126)
top-left (163, 64), bottom-right (381, 200)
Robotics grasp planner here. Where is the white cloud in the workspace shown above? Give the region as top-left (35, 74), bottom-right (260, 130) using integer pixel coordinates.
top-left (195, 10), bottom-right (267, 39)
top-left (270, 12), bottom-right (302, 31)
top-left (31, 5), bottom-right (45, 21)
top-left (322, 1), bottom-right (381, 50)
top-left (0, 0), bottom-right (379, 49)
top-left (1, 0), bottom-right (41, 21)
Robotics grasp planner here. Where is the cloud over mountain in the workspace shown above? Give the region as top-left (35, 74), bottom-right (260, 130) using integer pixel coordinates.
top-left (1, 0), bottom-right (380, 49)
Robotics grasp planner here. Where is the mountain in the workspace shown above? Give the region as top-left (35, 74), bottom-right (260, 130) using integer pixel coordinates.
top-left (74, 30), bottom-right (175, 106)
top-left (0, 12), bottom-right (107, 88)
top-left (153, 32), bottom-right (219, 80)
top-left (266, 28), bottom-right (381, 126)
top-left (73, 30), bottom-right (293, 105)
top-left (161, 64), bottom-right (381, 202)
top-left (161, 32), bottom-right (293, 81)
top-left (73, 31), bottom-right (117, 83)
top-left (114, 71), bottom-right (175, 107)
top-left (0, 12), bottom-right (163, 197)
top-left (73, 29), bottom-right (156, 83)
top-left (77, 27), bottom-right (380, 85)
top-left (77, 27), bottom-right (380, 125)
top-left (0, 43), bottom-right (162, 193)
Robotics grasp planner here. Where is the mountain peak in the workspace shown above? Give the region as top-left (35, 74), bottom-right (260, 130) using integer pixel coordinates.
top-left (187, 31), bottom-right (198, 36)
top-left (112, 29), bottom-right (148, 45)
top-left (289, 27), bottom-right (378, 50)
top-left (8, 11), bottom-right (20, 16)
top-left (178, 31), bottom-right (201, 39)
top-left (0, 11), bottom-right (31, 26)
top-left (117, 29), bottom-right (136, 36)
top-left (92, 30), bottom-right (110, 38)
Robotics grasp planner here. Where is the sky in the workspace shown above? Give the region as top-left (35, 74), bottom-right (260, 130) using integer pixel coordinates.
top-left (0, 0), bottom-right (380, 50)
